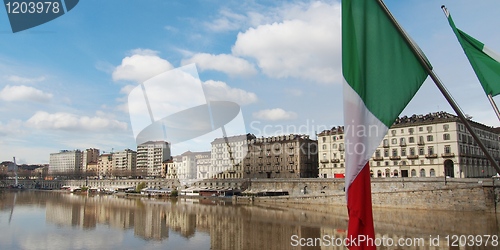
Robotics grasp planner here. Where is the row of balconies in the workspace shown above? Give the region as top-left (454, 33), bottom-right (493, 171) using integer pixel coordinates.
top-left (373, 153), bottom-right (455, 161)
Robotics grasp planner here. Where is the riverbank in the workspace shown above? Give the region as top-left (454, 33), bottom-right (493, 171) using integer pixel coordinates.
top-left (2, 177), bottom-right (500, 212)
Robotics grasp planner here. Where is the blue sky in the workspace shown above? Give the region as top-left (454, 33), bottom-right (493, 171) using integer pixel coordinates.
top-left (1, 0), bottom-right (500, 164)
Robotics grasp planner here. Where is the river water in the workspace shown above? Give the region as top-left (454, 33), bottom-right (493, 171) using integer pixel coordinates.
top-left (0, 191), bottom-right (499, 250)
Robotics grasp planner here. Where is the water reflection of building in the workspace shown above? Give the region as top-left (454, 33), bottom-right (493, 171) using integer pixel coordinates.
top-left (35, 192), bottom-right (500, 250)
top-left (46, 199), bottom-right (97, 229)
top-left (134, 205), bottom-right (169, 241)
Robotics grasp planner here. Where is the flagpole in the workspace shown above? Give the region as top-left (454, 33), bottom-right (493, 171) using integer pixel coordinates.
top-left (487, 94), bottom-right (500, 121)
top-left (376, 0), bottom-right (500, 175)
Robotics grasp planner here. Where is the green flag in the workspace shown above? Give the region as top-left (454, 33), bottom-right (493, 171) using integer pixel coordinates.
top-left (444, 7), bottom-right (500, 97)
top-left (343, 0), bottom-right (429, 249)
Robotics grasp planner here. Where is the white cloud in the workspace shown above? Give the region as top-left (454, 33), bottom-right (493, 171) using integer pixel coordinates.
top-left (112, 49), bottom-right (174, 83)
top-left (0, 85), bottom-right (52, 102)
top-left (203, 80), bottom-right (258, 105)
top-left (253, 108), bottom-right (298, 121)
top-left (204, 9), bottom-right (247, 32)
top-left (232, 1), bottom-right (341, 84)
top-left (182, 53), bottom-right (257, 76)
top-left (7, 75), bottom-right (45, 83)
top-left (26, 111), bottom-right (128, 131)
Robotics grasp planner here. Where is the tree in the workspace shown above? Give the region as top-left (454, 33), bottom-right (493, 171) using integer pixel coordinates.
top-left (136, 182), bottom-right (147, 192)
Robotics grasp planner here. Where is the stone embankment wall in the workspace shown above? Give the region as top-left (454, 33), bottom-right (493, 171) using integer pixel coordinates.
top-left (2, 177), bottom-right (499, 212)
top-left (252, 178), bottom-right (500, 212)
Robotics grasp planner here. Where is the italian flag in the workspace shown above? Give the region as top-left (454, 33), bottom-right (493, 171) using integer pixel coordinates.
top-left (342, 0), bottom-right (429, 249)
top-left (444, 7), bottom-right (500, 97)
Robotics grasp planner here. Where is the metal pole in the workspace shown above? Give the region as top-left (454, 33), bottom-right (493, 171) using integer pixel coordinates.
top-left (376, 1), bottom-right (500, 175)
top-left (487, 94), bottom-right (500, 121)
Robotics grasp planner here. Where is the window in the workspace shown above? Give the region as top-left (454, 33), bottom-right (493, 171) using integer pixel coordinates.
top-left (401, 148), bottom-right (406, 156)
top-left (444, 145), bottom-right (451, 154)
top-left (400, 129), bottom-right (404, 134)
top-left (427, 135), bottom-right (433, 142)
top-left (393, 169), bottom-right (399, 177)
top-left (375, 150), bottom-right (381, 157)
top-left (419, 136), bottom-right (424, 144)
top-left (411, 169), bottom-right (417, 177)
top-left (409, 137), bottom-right (415, 143)
top-left (383, 139), bottom-right (389, 147)
top-left (322, 153), bottom-right (326, 160)
top-left (322, 145), bottom-right (327, 150)
top-left (409, 128), bottom-right (414, 135)
top-left (339, 135), bottom-right (343, 139)
top-left (443, 124), bottom-right (449, 131)
top-left (384, 149), bottom-right (389, 157)
top-left (391, 130), bottom-right (396, 136)
top-left (339, 143), bottom-right (345, 151)
top-left (392, 138), bottom-right (397, 144)
top-left (443, 133), bottom-right (450, 140)
top-left (420, 169), bottom-right (426, 177)
top-left (385, 161), bottom-right (389, 166)
top-left (430, 169), bottom-right (436, 177)
top-left (427, 126), bottom-right (433, 132)
top-left (332, 144), bottom-right (337, 149)
top-left (392, 149), bottom-right (398, 156)
top-left (409, 147), bottom-right (415, 156)
top-left (322, 137), bottom-right (326, 143)
top-left (419, 127), bottom-right (423, 132)
top-left (428, 146), bottom-right (434, 155)
top-left (400, 137), bottom-right (406, 146)
top-left (419, 147), bottom-right (425, 155)
top-left (376, 162), bottom-right (380, 166)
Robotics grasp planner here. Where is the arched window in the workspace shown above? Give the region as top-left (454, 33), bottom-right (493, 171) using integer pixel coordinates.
top-left (377, 170), bottom-right (382, 177)
top-left (385, 168), bottom-right (390, 177)
top-left (420, 169), bottom-right (426, 177)
top-left (411, 169), bottom-right (417, 177)
top-left (430, 168), bottom-right (436, 177)
top-left (322, 145), bottom-right (327, 150)
top-left (393, 169), bottom-right (399, 177)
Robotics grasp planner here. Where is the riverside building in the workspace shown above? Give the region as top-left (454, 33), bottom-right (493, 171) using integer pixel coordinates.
top-left (49, 150), bottom-right (83, 175)
top-left (136, 141), bottom-right (171, 178)
top-left (209, 134), bottom-right (318, 179)
top-left (318, 112), bottom-right (500, 179)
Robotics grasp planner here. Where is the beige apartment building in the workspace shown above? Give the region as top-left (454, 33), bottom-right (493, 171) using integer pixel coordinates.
top-left (210, 134), bottom-right (318, 179)
top-left (49, 150), bottom-right (82, 175)
top-left (98, 153), bottom-right (114, 178)
top-left (82, 148), bottom-right (99, 172)
top-left (318, 112), bottom-right (500, 179)
top-left (164, 151), bottom-right (211, 181)
top-left (136, 141), bottom-right (171, 178)
top-left (113, 149), bottom-right (137, 177)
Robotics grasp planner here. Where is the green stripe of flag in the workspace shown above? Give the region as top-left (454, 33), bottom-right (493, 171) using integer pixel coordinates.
top-left (446, 11), bottom-right (500, 97)
top-left (342, 0), bottom-right (429, 127)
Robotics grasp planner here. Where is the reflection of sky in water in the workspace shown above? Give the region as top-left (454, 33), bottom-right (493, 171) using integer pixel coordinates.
top-left (0, 191), bottom-right (499, 250)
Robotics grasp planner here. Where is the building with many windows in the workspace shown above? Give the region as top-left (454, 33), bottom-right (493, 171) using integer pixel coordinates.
top-left (137, 141), bottom-right (171, 178)
top-left (49, 150), bottom-right (83, 175)
top-left (210, 134), bottom-right (318, 179)
top-left (113, 149), bottom-right (137, 177)
top-left (82, 148), bottom-right (99, 172)
top-left (318, 112), bottom-right (500, 179)
top-left (98, 153), bottom-right (114, 178)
